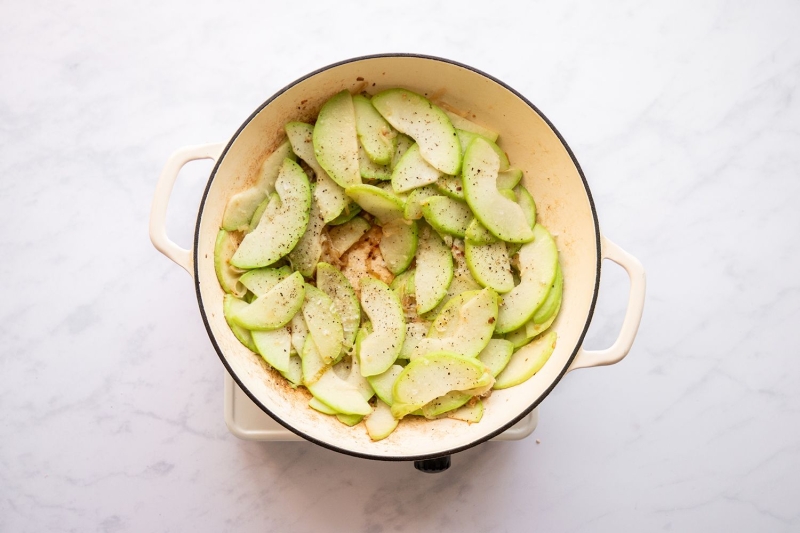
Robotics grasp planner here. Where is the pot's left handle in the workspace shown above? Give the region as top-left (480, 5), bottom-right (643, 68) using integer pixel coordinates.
top-left (149, 143), bottom-right (226, 277)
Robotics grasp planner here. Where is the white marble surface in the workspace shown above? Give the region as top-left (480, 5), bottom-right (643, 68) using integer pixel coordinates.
top-left (2, 0), bottom-right (799, 531)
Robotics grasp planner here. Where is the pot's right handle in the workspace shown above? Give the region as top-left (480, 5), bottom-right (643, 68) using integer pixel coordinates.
top-left (149, 143), bottom-right (226, 277)
top-left (568, 236), bottom-right (646, 372)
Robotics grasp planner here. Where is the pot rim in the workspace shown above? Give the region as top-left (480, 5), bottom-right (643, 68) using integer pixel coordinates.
top-left (193, 53), bottom-right (602, 461)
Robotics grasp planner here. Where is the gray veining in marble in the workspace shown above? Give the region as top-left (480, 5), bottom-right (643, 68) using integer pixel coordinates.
top-left (1, 0), bottom-right (799, 531)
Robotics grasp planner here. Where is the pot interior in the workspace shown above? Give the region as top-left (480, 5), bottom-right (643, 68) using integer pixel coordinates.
top-left (194, 55), bottom-right (600, 460)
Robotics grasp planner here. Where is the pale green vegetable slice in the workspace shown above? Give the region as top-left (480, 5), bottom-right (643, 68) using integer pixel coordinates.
top-left (224, 187), bottom-right (271, 233)
top-left (214, 230), bottom-right (246, 298)
top-left (435, 175), bottom-right (465, 200)
top-left (419, 238), bottom-right (479, 320)
top-left (301, 336), bottom-right (328, 386)
top-left (465, 219), bottom-right (497, 245)
top-left (365, 399), bottom-right (399, 441)
top-left (281, 354), bottom-right (303, 387)
top-left (391, 352), bottom-right (494, 418)
top-left (353, 94), bottom-right (396, 165)
top-left (309, 397), bottom-right (338, 415)
top-left (250, 192), bottom-right (295, 237)
top-left (452, 238), bottom-right (477, 276)
top-left (372, 88), bottom-right (461, 175)
top-left (358, 143), bottom-right (392, 180)
top-left (223, 295), bottom-right (258, 353)
top-left (231, 159), bottom-right (312, 269)
top-left (289, 313), bottom-right (308, 356)
top-left (494, 331), bottom-right (557, 389)
top-left (376, 181), bottom-right (407, 200)
top-left (413, 288), bottom-right (498, 360)
top-left (329, 358), bottom-right (373, 425)
top-left (326, 202), bottom-right (361, 225)
top-left (448, 400), bottom-right (484, 423)
top-left (327, 216), bottom-right (370, 257)
top-left (249, 195), bottom-right (271, 232)
top-left (353, 322), bottom-right (371, 358)
top-left (391, 133), bottom-right (414, 169)
top-left (421, 390), bottom-right (471, 418)
top-left (302, 284), bottom-right (344, 364)
top-left (421, 195), bottom-right (472, 238)
top-left (456, 129), bottom-right (509, 171)
top-left (391, 268), bottom-right (415, 296)
top-left (505, 326), bottom-right (531, 349)
top-left (358, 277), bottom-right (405, 376)
top-left (316, 263), bottom-right (361, 353)
top-left (237, 265), bottom-right (294, 305)
top-left (333, 354), bottom-right (374, 402)
top-left (527, 298), bottom-right (561, 339)
top-left (285, 121), bottom-right (348, 223)
top-left (314, 174), bottom-right (352, 224)
top-left (252, 326), bottom-right (291, 372)
top-left (465, 240), bottom-right (514, 293)
top-left (477, 339), bottom-right (514, 377)
top-left (313, 171), bottom-right (349, 223)
top-left (307, 366), bottom-right (372, 416)
top-left (495, 224), bottom-right (559, 333)
top-left (390, 143), bottom-right (443, 193)
top-left (403, 185), bottom-right (439, 220)
top-left (427, 290), bottom-right (480, 339)
top-left (499, 188), bottom-right (517, 202)
top-left (497, 168), bottom-right (523, 190)
top-left (444, 110), bottom-right (499, 142)
top-left (345, 184), bottom-right (405, 223)
top-left (232, 272), bottom-right (305, 330)
top-left (533, 263), bottom-right (562, 324)
top-left (288, 190), bottom-right (325, 277)
top-left (312, 90), bottom-right (361, 188)
top-left (415, 224), bottom-right (453, 314)
top-left (393, 271), bottom-right (420, 324)
top-left (336, 414), bottom-right (363, 426)
top-left (222, 141), bottom-right (295, 231)
top-left (515, 185), bottom-right (537, 228)
top-left (462, 138), bottom-right (534, 243)
top-left (310, 395), bottom-right (366, 428)
top-left (366, 364), bottom-right (403, 406)
top-left (399, 322), bottom-right (429, 359)
top-left (379, 218), bottom-right (418, 275)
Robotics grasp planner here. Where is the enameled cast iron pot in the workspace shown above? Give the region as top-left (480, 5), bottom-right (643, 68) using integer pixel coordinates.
top-left (149, 54), bottom-right (646, 471)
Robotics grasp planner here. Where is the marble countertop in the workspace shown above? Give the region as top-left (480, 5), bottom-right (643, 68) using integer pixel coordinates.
top-left (2, 0), bottom-right (799, 531)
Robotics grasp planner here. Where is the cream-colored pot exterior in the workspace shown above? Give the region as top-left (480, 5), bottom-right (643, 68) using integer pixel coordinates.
top-left (150, 55), bottom-right (646, 461)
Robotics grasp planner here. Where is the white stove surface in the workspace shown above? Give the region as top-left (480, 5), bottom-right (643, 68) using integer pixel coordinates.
top-left (224, 373), bottom-right (538, 441)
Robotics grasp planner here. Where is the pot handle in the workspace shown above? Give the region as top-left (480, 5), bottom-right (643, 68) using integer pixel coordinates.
top-left (149, 142), bottom-right (226, 277)
top-left (568, 236), bottom-right (646, 372)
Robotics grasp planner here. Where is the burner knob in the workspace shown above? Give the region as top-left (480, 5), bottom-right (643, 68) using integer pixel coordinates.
top-left (414, 456), bottom-right (451, 473)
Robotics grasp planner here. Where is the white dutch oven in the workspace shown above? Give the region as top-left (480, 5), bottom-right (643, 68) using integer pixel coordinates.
top-left (149, 54), bottom-right (646, 468)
